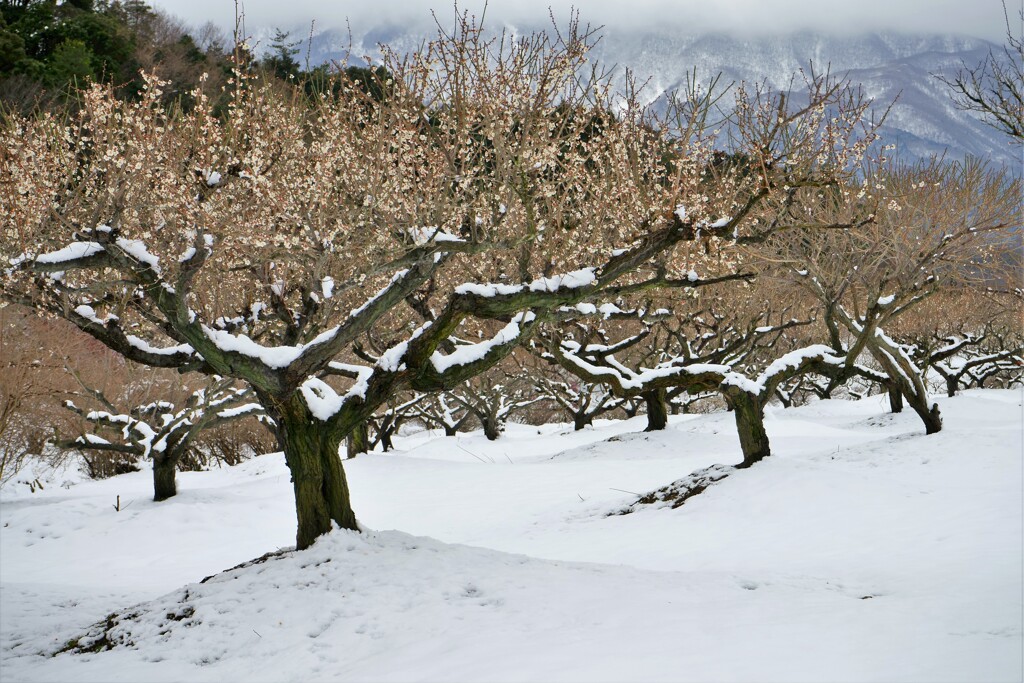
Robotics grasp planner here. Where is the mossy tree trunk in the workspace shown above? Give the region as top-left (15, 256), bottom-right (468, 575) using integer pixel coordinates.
top-left (347, 421), bottom-right (369, 458)
top-left (643, 388), bottom-right (668, 431)
top-left (273, 393), bottom-right (358, 550)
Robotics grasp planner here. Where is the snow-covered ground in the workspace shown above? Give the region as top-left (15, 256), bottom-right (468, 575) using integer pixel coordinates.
top-left (1, 389), bottom-right (1021, 682)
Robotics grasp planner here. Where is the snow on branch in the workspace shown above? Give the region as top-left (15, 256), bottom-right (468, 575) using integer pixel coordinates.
top-left (34, 242), bottom-right (104, 265)
top-left (215, 403), bottom-right (265, 419)
top-left (299, 378), bottom-right (347, 422)
top-left (201, 325), bottom-right (340, 370)
top-left (125, 335), bottom-right (195, 357)
top-left (299, 363), bottom-right (375, 422)
top-left (347, 269), bottom-right (410, 319)
top-left (406, 227), bottom-right (466, 245)
top-left (430, 313), bottom-right (536, 374)
top-left (556, 339), bottom-right (731, 392)
top-left (113, 237), bottom-right (162, 275)
top-left (73, 305), bottom-right (118, 326)
top-left (60, 380), bottom-right (264, 460)
top-left (454, 269), bottom-right (596, 298)
top-left (720, 344), bottom-right (846, 396)
top-left (555, 335), bottom-right (850, 404)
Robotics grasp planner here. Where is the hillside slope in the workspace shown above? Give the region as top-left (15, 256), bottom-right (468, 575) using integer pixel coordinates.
top-left (1, 390), bottom-right (1021, 682)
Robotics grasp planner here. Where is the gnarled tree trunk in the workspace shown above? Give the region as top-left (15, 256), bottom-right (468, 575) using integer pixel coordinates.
top-left (273, 394), bottom-right (358, 550)
top-left (906, 393), bottom-right (943, 434)
top-left (727, 391), bottom-right (770, 468)
top-left (866, 333), bottom-right (942, 435)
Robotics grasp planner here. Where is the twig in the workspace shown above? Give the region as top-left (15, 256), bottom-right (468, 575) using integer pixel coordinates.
top-left (455, 441), bottom-right (491, 463)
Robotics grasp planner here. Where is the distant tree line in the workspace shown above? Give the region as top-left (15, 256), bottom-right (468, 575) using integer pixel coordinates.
top-left (0, 0), bottom-right (390, 115)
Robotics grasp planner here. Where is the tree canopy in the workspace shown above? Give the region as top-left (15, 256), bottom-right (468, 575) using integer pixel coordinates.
top-left (0, 13), bottom-right (950, 550)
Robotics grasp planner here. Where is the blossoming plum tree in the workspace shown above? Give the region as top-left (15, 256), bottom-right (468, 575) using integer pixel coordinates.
top-left (1, 17), bottom-right (878, 550)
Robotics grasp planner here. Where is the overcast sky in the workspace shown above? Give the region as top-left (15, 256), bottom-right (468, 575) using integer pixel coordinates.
top-left (149, 0), bottom-right (1012, 42)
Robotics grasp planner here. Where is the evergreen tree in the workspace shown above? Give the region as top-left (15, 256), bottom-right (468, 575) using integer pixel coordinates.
top-left (263, 28), bottom-right (299, 81)
top-left (0, 16), bottom-right (29, 73)
top-left (46, 38), bottom-right (94, 85)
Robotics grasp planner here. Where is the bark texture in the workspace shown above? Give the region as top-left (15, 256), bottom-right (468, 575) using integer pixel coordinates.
top-left (347, 422), bottom-right (369, 459)
top-left (152, 456), bottom-right (178, 502)
top-left (728, 392), bottom-right (770, 468)
top-left (275, 395), bottom-right (358, 550)
top-left (643, 388), bottom-right (669, 432)
top-left (888, 387), bottom-right (904, 413)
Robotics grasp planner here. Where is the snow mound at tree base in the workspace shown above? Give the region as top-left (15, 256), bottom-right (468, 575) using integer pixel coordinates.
top-left (50, 528), bottom-right (831, 681)
top-left (45, 520), bottom-right (1022, 681)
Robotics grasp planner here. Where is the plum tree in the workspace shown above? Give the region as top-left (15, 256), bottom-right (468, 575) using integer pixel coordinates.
top-left (1, 16), bottom-right (878, 550)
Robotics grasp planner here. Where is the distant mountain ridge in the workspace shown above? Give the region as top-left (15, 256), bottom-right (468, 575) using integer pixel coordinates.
top-left (263, 23), bottom-right (1018, 168)
top-left (586, 30), bottom-right (1015, 166)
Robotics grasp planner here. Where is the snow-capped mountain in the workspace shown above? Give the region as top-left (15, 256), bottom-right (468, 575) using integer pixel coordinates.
top-left (275, 24), bottom-right (1018, 167)
top-left (589, 30), bottom-right (1016, 166)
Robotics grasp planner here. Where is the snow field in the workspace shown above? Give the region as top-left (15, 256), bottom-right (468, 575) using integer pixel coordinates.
top-left (1, 389), bottom-right (1021, 682)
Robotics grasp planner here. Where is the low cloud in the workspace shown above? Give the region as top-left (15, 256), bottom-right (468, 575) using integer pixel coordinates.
top-left (153, 0), bottom-right (1010, 42)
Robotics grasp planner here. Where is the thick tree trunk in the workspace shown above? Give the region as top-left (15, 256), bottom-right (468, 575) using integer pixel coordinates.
top-left (643, 388), bottom-right (668, 432)
top-left (152, 456), bottom-right (177, 501)
top-left (906, 393), bottom-right (943, 434)
top-left (346, 421), bottom-right (369, 458)
top-left (946, 376), bottom-right (958, 398)
top-left (888, 386), bottom-right (904, 413)
top-left (573, 413), bottom-right (592, 431)
top-left (888, 380), bottom-right (942, 434)
top-left (865, 334), bottom-right (942, 435)
top-left (482, 414), bottom-right (501, 441)
top-left (728, 392), bottom-right (770, 468)
top-left (275, 395), bottom-right (358, 550)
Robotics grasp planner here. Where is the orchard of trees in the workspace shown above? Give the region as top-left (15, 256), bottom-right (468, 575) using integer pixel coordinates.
top-left (1, 3), bottom-right (1021, 552)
